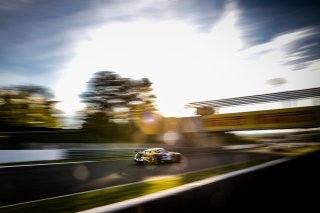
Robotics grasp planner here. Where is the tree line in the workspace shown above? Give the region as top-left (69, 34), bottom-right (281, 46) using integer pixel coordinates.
top-left (0, 71), bottom-right (159, 142)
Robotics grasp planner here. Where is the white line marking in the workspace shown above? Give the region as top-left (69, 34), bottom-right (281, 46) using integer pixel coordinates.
top-left (0, 158), bottom-right (131, 169)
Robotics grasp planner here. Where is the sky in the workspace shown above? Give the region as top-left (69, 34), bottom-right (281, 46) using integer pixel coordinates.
top-left (1, 0), bottom-right (320, 120)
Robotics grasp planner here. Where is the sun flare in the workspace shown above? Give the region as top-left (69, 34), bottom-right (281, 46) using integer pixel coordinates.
top-left (54, 4), bottom-right (320, 119)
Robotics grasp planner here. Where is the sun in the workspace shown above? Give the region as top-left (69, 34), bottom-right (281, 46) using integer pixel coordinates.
top-left (53, 3), bottom-right (247, 119)
top-left (55, 3), bottom-right (319, 119)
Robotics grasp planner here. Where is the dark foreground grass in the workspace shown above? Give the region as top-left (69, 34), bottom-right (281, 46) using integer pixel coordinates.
top-left (0, 156), bottom-right (281, 213)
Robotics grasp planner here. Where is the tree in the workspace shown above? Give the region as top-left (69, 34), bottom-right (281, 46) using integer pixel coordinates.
top-left (0, 85), bottom-right (60, 130)
top-left (81, 71), bottom-right (157, 123)
top-left (80, 71), bottom-right (158, 142)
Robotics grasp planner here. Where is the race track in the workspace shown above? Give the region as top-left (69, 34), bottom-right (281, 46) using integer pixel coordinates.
top-left (0, 151), bottom-right (273, 206)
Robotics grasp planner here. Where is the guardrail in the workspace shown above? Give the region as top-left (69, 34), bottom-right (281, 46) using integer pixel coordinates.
top-left (0, 144), bottom-right (263, 164)
top-left (64, 147), bottom-right (237, 159)
top-left (64, 145), bottom-right (263, 159)
top-left (0, 150), bottom-right (63, 164)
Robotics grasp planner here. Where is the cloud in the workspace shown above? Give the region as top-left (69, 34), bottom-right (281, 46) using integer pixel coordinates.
top-left (1, 0), bottom-right (320, 83)
top-left (266, 78), bottom-right (287, 86)
top-left (52, 3), bottom-right (247, 117)
top-left (0, 0), bottom-right (92, 81)
top-left (0, 0), bottom-right (227, 87)
top-left (283, 27), bottom-right (320, 69)
top-left (240, 27), bottom-right (320, 70)
top-left (50, 1), bottom-right (320, 118)
top-left (0, 0), bottom-right (36, 11)
top-left (237, 0), bottom-right (320, 67)
top-left (1, 0), bottom-right (320, 120)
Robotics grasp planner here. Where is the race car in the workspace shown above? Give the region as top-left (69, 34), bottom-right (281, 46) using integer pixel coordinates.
top-left (134, 148), bottom-right (182, 165)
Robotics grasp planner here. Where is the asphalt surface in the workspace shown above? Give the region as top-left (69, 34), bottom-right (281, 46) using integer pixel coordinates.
top-left (0, 151), bottom-right (273, 207)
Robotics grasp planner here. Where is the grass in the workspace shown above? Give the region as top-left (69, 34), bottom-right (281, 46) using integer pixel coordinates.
top-left (270, 146), bottom-right (320, 156)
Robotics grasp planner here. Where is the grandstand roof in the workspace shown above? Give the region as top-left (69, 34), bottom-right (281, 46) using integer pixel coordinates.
top-left (186, 87), bottom-right (320, 108)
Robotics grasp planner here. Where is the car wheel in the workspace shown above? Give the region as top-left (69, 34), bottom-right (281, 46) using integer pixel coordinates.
top-left (175, 155), bottom-right (181, 163)
top-left (150, 156), bottom-right (159, 165)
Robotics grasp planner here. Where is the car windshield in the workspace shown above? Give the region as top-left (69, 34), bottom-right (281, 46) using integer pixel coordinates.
top-left (143, 149), bottom-right (152, 154)
top-left (156, 148), bottom-right (166, 153)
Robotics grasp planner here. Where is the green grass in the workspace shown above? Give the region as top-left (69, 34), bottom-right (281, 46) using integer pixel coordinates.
top-left (0, 156), bottom-right (281, 213)
top-left (277, 146), bottom-right (320, 156)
